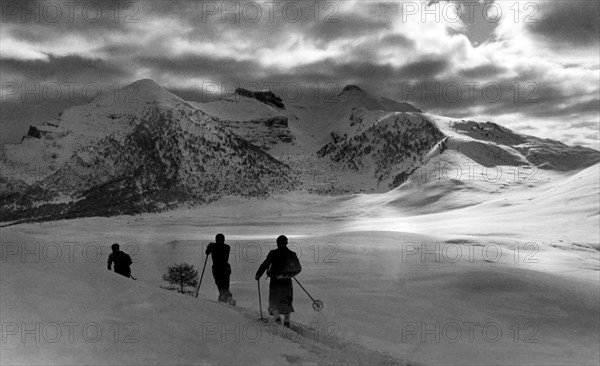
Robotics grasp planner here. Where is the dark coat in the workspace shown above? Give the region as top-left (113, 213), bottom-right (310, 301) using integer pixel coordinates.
top-left (205, 243), bottom-right (230, 266)
top-left (107, 251), bottom-right (132, 278)
top-left (256, 247), bottom-right (301, 279)
top-left (206, 243), bottom-right (232, 296)
top-left (268, 278), bottom-right (294, 315)
top-left (256, 247), bottom-right (302, 315)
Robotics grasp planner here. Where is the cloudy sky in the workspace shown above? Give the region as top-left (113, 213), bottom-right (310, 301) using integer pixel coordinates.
top-left (1, 0), bottom-right (598, 148)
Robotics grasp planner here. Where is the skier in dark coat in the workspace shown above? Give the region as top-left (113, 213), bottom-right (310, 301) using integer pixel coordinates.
top-left (206, 234), bottom-right (235, 305)
top-left (107, 243), bottom-right (132, 278)
top-left (255, 235), bottom-right (301, 327)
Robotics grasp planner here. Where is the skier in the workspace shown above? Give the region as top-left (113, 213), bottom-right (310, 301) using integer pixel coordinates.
top-left (255, 235), bottom-right (302, 327)
top-left (107, 243), bottom-right (132, 278)
top-left (205, 234), bottom-right (235, 305)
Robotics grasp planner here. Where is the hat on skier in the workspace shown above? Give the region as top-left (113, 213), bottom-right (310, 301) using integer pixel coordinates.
top-left (276, 235), bottom-right (288, 248)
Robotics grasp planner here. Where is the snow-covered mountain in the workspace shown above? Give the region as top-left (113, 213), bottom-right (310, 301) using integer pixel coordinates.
top-left (192, 88), bottom-right (294, 151)
top-left (0, 80), bottom-right (297, 223)
top-left (316, 112), bottom-right (600, 191)
top-left (317, 114), bottom-right (445, 190)
top-left (1, 79), bottom-right (598, 223)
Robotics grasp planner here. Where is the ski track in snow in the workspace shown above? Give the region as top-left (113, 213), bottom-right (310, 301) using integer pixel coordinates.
top-left (213, 300), bottom-right (415, 366)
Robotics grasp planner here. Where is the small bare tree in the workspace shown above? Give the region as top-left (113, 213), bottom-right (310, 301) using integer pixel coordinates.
top-left (163, 263), bottom-right (199, 294)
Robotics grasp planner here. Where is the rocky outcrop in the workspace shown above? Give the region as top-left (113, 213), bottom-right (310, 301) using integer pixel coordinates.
top-left (26, 124), bottom-right (68, 140)
top-left (234, 88), bottom-right (285, 109)
top-left (219, 116), bottom-right (294, 149)
top-left (318, 114), bottom-right (445, 189)
top-left (338, 85), bottom-right (364, 96)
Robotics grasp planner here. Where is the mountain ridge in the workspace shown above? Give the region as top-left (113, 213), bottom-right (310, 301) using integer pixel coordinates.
top-left (1, 78), bottom-right (598, 224)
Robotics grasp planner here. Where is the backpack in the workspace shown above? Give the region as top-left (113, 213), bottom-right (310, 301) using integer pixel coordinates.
top-left (113, 251), bottom-right (132, 277)
top-left (115, 251), bottom-right (132, 267)
top-left (278, 251), bottom-right (302, 279)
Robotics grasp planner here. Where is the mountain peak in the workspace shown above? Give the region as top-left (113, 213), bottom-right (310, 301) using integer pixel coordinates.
top-left (234, 88), bottom-right (285, 109)
top-left (125, 79), bottom-right (183, 104)
top-left (128, 78), bottom-right (162, 89)
top-left (339, 85), bottom-right (364, 96)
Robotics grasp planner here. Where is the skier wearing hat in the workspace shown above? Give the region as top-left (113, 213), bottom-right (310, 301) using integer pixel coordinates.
top-left (255, 235), bottom-right (302, 327)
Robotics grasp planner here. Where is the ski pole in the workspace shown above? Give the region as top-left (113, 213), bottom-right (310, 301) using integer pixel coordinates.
top-left (293, 277), bottom-right (324, 312)
top-left (195, 255), bottom-right (209, 298)
top-left (257, 280), bottom-right (268, 322)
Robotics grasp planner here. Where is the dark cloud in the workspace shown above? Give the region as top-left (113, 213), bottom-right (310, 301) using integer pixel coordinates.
top-left (136, 54), bottom-right (263, 81)
top-left (397, 58), bottom-right (449, 80)
top-left (460, 64), bottom-right (505, 78)
top-left (1, 0), bottom-right (136, 40)
top-left (380, 34), bottom-right (415, 48)
top-left (142, 0), bottom-right (354, 37)
top-left (169, 0), bottom-right (396, 54)
top-left (139, 55), bottom-right (401, 96)
top-left (372, 73), bottom-right (599, 127)
top-left (285, 59), bottom-right (397, 86)
top-left (528, 1), bottom-right (600, 47)
top-left (305, 13), bottom-right (391, 44)
top-left (527, 98), bottom-right (600, 119)
top-left (1, 54), bottom-right (127, 82)
top-left (571, 121), bottom-right (600, 129)
top-left (5, 25), bottom-right (50, 43)
top-left (364, 2), bottom-right (401, 20)
top-left (94, 43), bottom-right (141, 57)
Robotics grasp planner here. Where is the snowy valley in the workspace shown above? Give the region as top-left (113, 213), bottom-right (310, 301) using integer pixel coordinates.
top-left (1, 79), bottom-right (599, 366)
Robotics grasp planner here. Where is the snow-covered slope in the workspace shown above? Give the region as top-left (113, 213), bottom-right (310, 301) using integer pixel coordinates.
top-left (317, 113), bottom-right (445, 191)
top-left (430, 115), bottom-right (600, 171)
top-left (344, 161), bottom-right (599, 247)
top-left (1, 180), bottom-right (597, 365)
top-left (190, 88), bottom-right (298, 153)
top-left (335, 85), bottom-right (421, 113)
top-left (191, 88), bottom-right (285, 122)
top-left (315, 112), bottom-right (599, 193)
top-left (0, 248), bottom-right (411, 365)
top-left (287, 85), bottom-right (421, 150)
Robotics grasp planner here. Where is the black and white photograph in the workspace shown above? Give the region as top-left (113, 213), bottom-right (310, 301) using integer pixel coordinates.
top-left (1, 1), bottom-right (599, 365)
